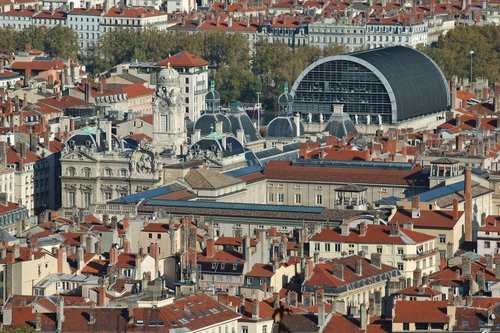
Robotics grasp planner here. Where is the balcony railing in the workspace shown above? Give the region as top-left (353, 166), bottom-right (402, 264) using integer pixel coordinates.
top-left (401, 248), bottom-right (438, 260)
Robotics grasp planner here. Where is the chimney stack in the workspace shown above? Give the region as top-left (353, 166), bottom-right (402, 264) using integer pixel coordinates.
top-left (464, 167), bottom-right (473, 242)
top-left (360, 303), bottom-right (368, 330)
top-left (77, 246), bottom-right (84, 274)
top-left (206, 238), bottom-right (214, 258)
top-left (462, 257), bottom-right (472, 277)
top-left (355, 258), bottom-right (363, 276)
top-left (359, 222), bottom-right (367, 236)
top-left (332, 262), bottom-right (344, 280)
top-left (252, 298), bottom-right (259, 319)
top-left (371, 253), bottom-right (382, 269)
top-left (413, 268), bottom-right (422, 286)
top-left (318, 289), bottom-right (325, 327)
top-left (411, 195), bottom-right (420, 218)
top-left (453, 198), bottom-right (459, 220)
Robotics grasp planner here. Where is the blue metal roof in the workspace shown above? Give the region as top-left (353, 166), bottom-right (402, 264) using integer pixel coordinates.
top-left (110, 184), bottom-right (187, 204)
top-left (374, 196), bottom-right (401, 205)
top-left (418, 181), bottom-right (465, 203)
top-left (223, 165), bottom-right (263, 178)
top-left (143, 199), bottom-right (325, 214)
top-left (292, 159), bottom-right (414, 170)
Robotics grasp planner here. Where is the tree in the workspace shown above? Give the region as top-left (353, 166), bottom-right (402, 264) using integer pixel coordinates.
top-left (0, 27), bottom-right (18, 55)
top-left (419, 25), bottom-right (500, 82)
top-left (44, 25), bottom-right (80, 59)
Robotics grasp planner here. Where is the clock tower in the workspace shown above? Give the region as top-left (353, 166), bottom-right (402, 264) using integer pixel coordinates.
top-left (152, 64), bottom-right (187, 156)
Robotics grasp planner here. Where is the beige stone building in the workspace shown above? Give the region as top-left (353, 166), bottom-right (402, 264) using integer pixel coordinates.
top-left (60, 124), bottom-right (162, 211)
top-left (0, 245), bottom-right (58, 302)
top-left (263, 160), bottom-right (429, 207)
top-left (302, 254), bottom-right (400, 315)
top-left (310, 221), bottom-right (438, 282)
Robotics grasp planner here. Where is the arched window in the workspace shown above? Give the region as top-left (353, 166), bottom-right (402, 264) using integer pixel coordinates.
top-left (67, 167), bottom-right (76, 177)
top-left (103, 168), bottom-right (112, 177)
top-left (120, 169), bottom-right (128, 178)
top-left (83, 167), bottom-right (91, 178)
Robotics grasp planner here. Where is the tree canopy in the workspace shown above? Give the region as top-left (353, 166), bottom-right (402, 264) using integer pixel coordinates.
top-left (419, 24), bottom-right (500, 82)
top-left (0, 26), bottom-right (79, 59)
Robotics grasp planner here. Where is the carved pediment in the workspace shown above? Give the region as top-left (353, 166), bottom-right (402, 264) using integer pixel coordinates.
top-left (62, 150), bottom-right (97, 162)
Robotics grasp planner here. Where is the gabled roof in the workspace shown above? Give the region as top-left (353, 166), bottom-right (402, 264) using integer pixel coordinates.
top-left (390, 208), bottom-right (462, 229)
top-left (303, 255), bottom-right (398, 290)
top-left (155, 51), bottom-right (208, 67)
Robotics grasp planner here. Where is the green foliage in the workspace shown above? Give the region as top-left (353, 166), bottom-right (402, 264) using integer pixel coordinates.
top-left (0, 326), bottom-right (38, 333)
top-left (252, 40), bottom-right (347, 111)
top-left (0, 24), bottom-right (350, 108)
top-left (0, 25), bottom-right (79, 59)
top-left (419, 24), bottom-right (500, 82)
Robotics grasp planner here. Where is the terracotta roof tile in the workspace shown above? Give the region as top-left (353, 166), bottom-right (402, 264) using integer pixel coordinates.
top-left (393, 300), bottom-right (449, 323)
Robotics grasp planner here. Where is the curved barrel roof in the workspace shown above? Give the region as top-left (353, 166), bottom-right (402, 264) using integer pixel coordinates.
top-left (291, 46), bottom-right (450, 123)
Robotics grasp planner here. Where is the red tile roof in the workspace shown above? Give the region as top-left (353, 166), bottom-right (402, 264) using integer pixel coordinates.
top-left (142, 223), bottom-right (169, 232)
top-left (393, 300), bottom-right (449, 323)
top-left (38, 95), bottom-right (90, 110)
top-left (304, 255), bottom-right (397, 289)
top-left (139, 114), bottom-right (153, 124)
top-left (158, 294), bottom-right (240, 330)
top-left (214, 236), bottom-right (257, 247)
top-left (103, 7), bottom-right (167, 18)
top-left (264, 160), bottom-right (428, 186)
top-left (390, 208), bottom-right (462, 229)
top-left (9, 58), bottom-right (65, 71)
top-left (310, 224), bottom-right (435, 245)
top-left (119, 82), bottom-right (155, 98)
top-left (68, 8), bottom-right (103, 15)
top-left (397, 286), bottom-right (442, 297)
top-left (198, 249), bottom-right (244, 264)
top-left (6, 145), bottom-right (40, 165)
top-left (155, 51), bottom-right (209, 67)
top-left (0, 201), bottom-right (23, 214)
top-left (478, 215), bottom-right (500, 232)
top-left (246, 263), bottom-right (274, 277)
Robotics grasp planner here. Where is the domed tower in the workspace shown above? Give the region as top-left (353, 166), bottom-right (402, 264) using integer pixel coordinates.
top-left (278, 82), bottom-right (294, 115)
top-left (205, 80), bottom-right (221, 113)
top-left (193, 80), bottom-right (232, 138)
top-left (267, 83), bottom-right (304, 139)
top-left (152, 64), bottom-right (187, 156)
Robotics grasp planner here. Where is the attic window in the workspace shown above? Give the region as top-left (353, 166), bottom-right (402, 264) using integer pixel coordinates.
top-left (461, 321), bottom-right (468, 326)
top-left (135, 320), bottom-right (144, 325)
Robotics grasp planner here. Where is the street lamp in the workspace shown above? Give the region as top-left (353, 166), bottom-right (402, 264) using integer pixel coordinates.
top-left (256, 92), bottom-right (261, 131)
top-left (469, 50), bottom-right (474, 83)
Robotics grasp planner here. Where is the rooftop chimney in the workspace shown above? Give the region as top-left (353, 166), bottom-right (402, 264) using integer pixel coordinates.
top-left (77, 246), bottom-right (84, 274)
top-left (464, 167), bottom-right (472, 242)
top-left (462, 257), bottom-right (472, 277)
top-left (332, 262), bottom-right (344, 280)
top-left (359, 222), bottom-right (367, 236)
top-left (453, 198), bottom-right (459, 220)
top-left (355, 259), bottom-right (363, 276)
top-left (206, 238), bottom-right (214, 258)
top-left (413, 268), bottom-right (422, 286)
top-left (370, 253), bottom-right (381, 269)
top-left (252, 298), bottom-right (259, 319)
top-left (411, 195), bottom-right (420, 218)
